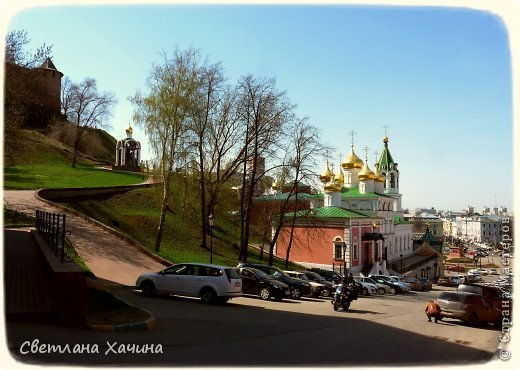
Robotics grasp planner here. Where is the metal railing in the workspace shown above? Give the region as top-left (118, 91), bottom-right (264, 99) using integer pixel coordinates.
top-left (35, 210), bottom-right (77, 263)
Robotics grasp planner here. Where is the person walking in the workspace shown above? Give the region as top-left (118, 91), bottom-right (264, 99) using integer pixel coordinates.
top-left (425, 300), bottom-right (442, 323)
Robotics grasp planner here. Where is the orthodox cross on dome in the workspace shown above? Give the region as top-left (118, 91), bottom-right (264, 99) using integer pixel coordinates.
top-left (383, 125), bottom-right (389, 137)
top-left (373, 150), bottom-right (380, 165)
top-left (348, 130), bottom-right (357, 147)
top-left (363, 145), bottom-right (370, 162)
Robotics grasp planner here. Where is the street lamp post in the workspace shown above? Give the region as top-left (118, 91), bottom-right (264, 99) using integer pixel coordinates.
top-left (400, 253), bottom-right (403, 274)
top-left (208, 214), bottom-right (214, 264)
top-left (343, 243), bottom-right (347, 276)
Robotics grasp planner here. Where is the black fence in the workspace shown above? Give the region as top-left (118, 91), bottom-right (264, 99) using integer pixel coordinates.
top-left (35, 210), bottom-right (77, 263)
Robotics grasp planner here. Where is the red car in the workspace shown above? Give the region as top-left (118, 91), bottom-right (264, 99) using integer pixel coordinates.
top-left (447, 265), bottom-right (466, 272)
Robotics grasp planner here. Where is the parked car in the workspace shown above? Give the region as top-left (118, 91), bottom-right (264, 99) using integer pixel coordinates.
top-left (358, 277), bottom-right (390, 294)
top-left (298, 270), bottom-right (335, 297)
top-left (404, 277), bottom-right (425, 291)
top-left (367, 276), bottom-right (399, 294)
top-left (285, 271), bottom-right (325, 297)
top-left (371, 275), bottom-right (410, 293)
top-left (238, 267), bottom-right (290, 301)
top-left (457, 283), bottom-right (504, 311)
top-left (437, 277), bottom-right (455, 287)
top-left (435, 291), bottom-right (501, 326)
top-left (136, 263), bottom-right (242, 304)
top-left (354, 279), bottom-right (378, 295)
top-left (237, 263), bottom-right (312, 299)
top-left (418, 277), bottom-right (432, 290)
top-left (475, 268), bottom-right (489, 276)
top-left (309, 268), bottom-right (343, 283)
top-left (447, 265), bottom-right (466, 272)
top-left (488, 268), bottom-right (498, 275)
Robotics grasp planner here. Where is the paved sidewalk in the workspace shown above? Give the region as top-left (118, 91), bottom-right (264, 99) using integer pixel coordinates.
top-left (3, 190), bottom-right (166, 287)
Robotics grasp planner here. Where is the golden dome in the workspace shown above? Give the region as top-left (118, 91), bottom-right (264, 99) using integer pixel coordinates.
top-left (358, 161), bottom-right (376, 181)
top-left (126, 123), bottom-right (133, 135)
top-left (324, 180), bottom-right (341, 192)
top-left (319, 163), bottom-right (334, 183)
top-left (383, 135), bottom-right (389, 143)
top-left (272, 180), bottom-right (281, 190)
top-left (341, 145), bottom-right (364, 170)
top-left (373, 165), bottom-right (386, 183)
top-left (335, 168), bottom-right (345, 185)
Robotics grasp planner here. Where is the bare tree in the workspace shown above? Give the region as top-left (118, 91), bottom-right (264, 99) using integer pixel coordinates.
top-left (281, 119), bottom-right (325, 267)
top-left (61, 77), bottom-right (117, 168)
top-left (236, 75), bottom-right (295, 263)
top-left (5, 30), bottom-right (52, 67)
top-left (130, 47), bottom-right (202, 252)
top-left (189, 62), bottom-right (256, 254)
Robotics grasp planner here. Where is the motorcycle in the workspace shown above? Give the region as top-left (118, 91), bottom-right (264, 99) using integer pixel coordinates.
top-left (332, 282), bottom-right (357, 311)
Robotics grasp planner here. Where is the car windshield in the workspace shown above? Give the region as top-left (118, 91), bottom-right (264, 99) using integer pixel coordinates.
top-left (273, 271), bottom-right (286, 278)
top-left (250, 268), bottom-right (269, 279)
top-left (306, 271), bottom-right (324, 281)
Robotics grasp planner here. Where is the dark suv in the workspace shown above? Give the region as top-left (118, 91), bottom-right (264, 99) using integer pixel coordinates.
top-left (309, 268), bottom-right (343, 283)
top-left (236, 263), bottom-right (312, 299)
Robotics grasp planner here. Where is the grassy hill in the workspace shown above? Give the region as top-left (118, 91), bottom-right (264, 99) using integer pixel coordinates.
top-left (4, 129), bottom-right (142, 189)
top-left (3, 128), bottom-right (301, 269)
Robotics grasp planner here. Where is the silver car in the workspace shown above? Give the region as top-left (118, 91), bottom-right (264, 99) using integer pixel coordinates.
top-left (136, 263), bottom-right (242, 304)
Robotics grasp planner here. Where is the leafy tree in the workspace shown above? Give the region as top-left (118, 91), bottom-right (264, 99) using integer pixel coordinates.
top-left (130, 48), bottom-right (202, 252)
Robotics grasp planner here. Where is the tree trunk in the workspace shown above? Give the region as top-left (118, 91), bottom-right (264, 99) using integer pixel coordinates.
top-left (155, 172), bottom-right (171, 252)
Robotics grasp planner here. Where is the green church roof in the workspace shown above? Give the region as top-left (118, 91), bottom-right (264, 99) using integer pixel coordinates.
top-left (291, 207), bottom-right (371, 220)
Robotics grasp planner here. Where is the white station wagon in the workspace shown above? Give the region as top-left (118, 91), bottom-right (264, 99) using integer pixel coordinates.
top-left (136, 263), bottom-right (242, 304)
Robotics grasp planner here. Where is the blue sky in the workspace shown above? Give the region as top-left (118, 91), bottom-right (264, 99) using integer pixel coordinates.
top-left (3, 2), bottom-right (516, 212)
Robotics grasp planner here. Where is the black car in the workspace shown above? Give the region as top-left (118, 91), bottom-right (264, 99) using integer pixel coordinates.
top-left (236, 263), bottom-right (312, 299)
top-left (238, 267), bottom-right (290, 301)
top-left (309, 268), bottom-right (343, 283)
top-left (298, 270), bottom-right (335, 297)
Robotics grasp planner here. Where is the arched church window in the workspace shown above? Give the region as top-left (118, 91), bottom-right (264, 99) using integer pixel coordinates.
top-left (333, 237), bottom-right (344, 259)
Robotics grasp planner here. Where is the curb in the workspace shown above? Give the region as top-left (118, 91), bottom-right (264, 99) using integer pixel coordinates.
top-left (87, 316), bottom-right (157, 332)
top-left (86, 291), bottom-right (157, 332)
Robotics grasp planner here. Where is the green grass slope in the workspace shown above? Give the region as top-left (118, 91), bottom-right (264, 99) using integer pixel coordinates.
top-left (3, 130), bottom-right (142, 189)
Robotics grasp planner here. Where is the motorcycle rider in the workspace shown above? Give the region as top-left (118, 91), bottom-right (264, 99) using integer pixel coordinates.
top-left (343, 273), bottom-right (357, 300)
top-left (344, 273), bottom-right (354, 285)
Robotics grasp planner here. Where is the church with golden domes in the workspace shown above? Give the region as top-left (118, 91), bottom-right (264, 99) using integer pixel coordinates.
top-left (273, 134), bottom-right (416, 277)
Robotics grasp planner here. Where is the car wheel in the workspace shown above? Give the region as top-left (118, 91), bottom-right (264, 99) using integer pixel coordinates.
top-left (363, 287), bottom-right (369, 295)
top-left (259, 287), bottom-right (271, 300)
top-left (377, 287), bottom-right (385, 295)
top-left (290, 287), bottom-right (302, 300)
top-left (468, 312), bottom-right (478, 327)
top-left (200, 288), bottom-right (217, 304)
top-left (321, 289), bottom-right (331, 298)
top-left (140, 281), bottom-right (156, 297)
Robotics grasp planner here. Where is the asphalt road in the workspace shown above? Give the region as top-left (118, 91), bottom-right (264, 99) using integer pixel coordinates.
top-left (5, 285), bottom-right (505, 367)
